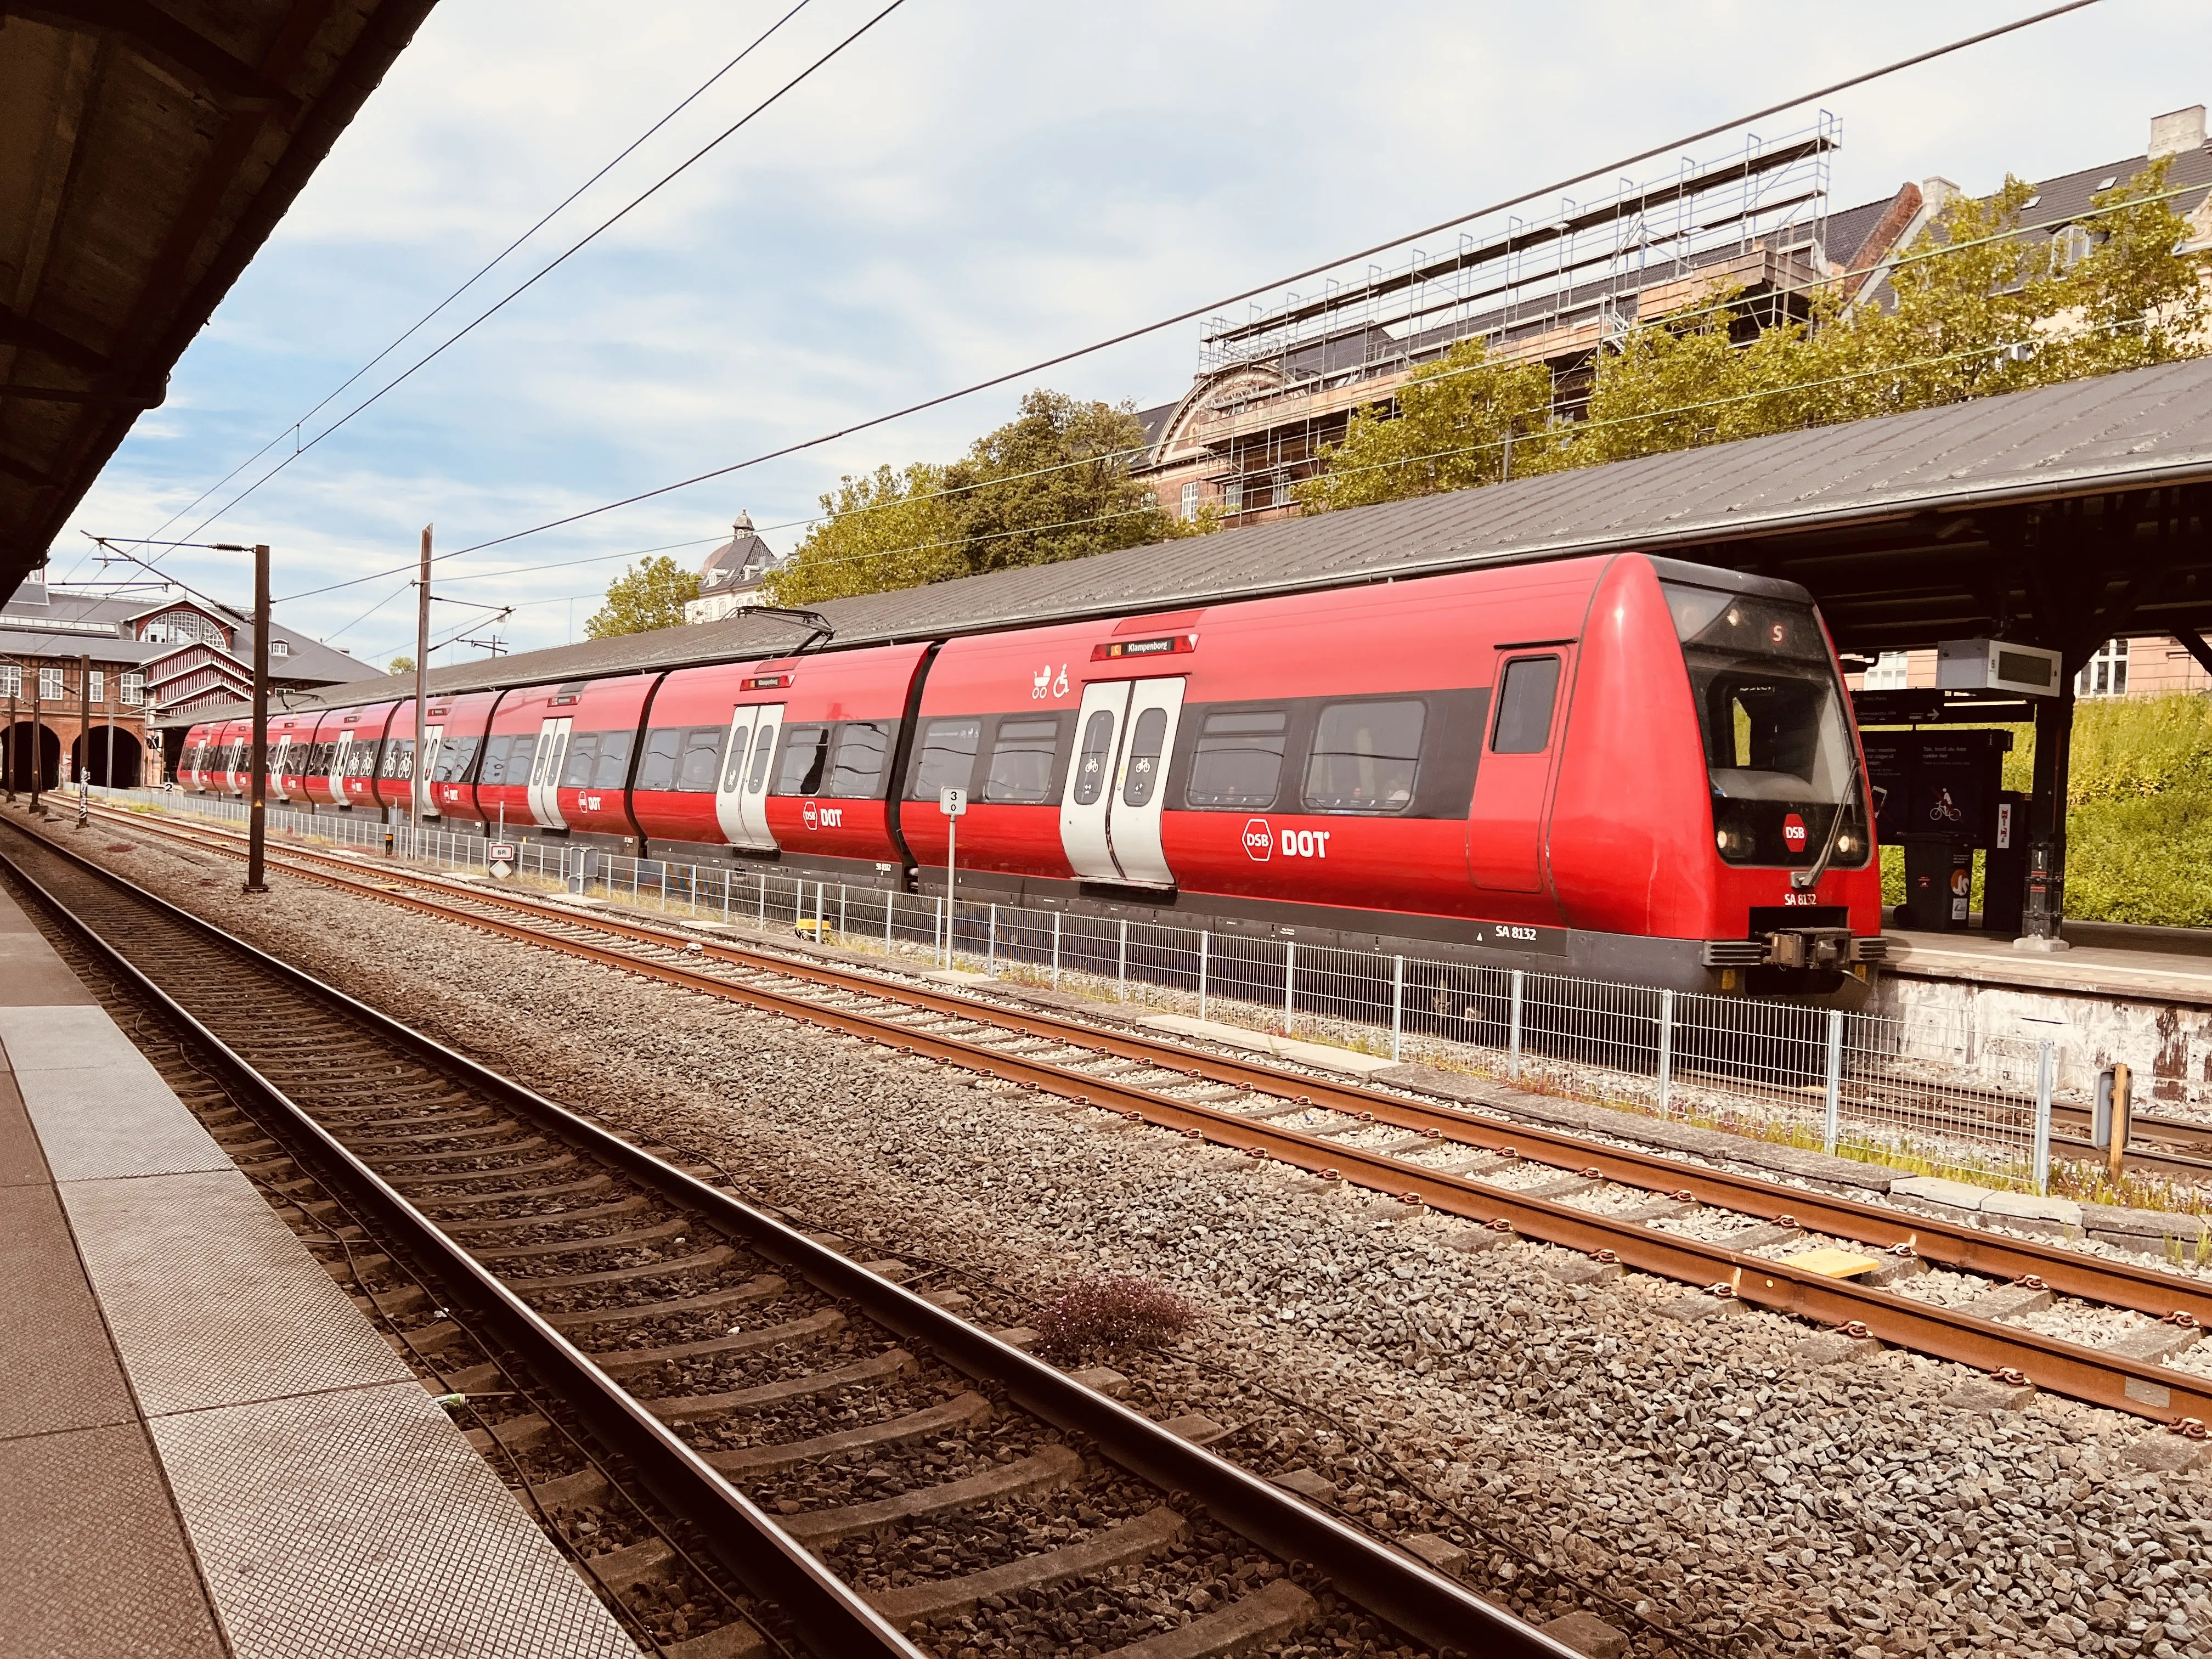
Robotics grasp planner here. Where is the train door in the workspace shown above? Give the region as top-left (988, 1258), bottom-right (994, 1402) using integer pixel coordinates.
top-left (713, 703), bottom-right (783, 850)
top-left (1059, 681), bottom-right (1131, 881)
top-left (416, 724), bottom-right (444, 819)
top-left (1102, 678), bottom-right (1184, 889)
top-left (269, 736), bottom-right (294, 802)
top-left (329, 731), bottom-right (355, 805)
top-left (1467, 649), bottom-right (1571, 893)
top-left (527, 716), bottom-right (572, 829)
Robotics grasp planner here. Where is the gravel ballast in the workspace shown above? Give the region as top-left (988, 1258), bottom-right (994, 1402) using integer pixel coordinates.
top-left (52, 819), bottom-right (2212, 1659)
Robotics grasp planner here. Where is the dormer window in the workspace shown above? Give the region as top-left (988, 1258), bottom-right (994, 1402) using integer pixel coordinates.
top-left (272, 640), bottom-right (290, 657)
top-left (2052, 223), bottom-right (2097, 273)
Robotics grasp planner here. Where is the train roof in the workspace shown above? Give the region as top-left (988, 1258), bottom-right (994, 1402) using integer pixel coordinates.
top-left (208, 351), bottom-right (2212, 723)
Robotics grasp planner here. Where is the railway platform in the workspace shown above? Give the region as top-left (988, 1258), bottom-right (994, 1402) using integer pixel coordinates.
top-left (0, 877), bottom-right (636, 1658)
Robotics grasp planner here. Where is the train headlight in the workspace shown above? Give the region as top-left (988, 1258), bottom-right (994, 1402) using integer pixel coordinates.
top-left (1837, 832), bottom-right (1859, 854)
top-left (1715, 829), bottom-right (1736, 853)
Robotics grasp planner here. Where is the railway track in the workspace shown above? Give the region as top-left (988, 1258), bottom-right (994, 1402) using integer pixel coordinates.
top-left (58, 800), bottom-right (2212, 1444)
top-left (0, 816), bottom-right (1567, 1659)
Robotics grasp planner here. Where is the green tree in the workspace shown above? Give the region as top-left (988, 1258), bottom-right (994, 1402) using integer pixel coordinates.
top-left (1306, 161), bottom-right (2212, 511)
top-left (770, 390), bottom-right (1197, 606)
top-left (387, 654), bottom-right (414, 675)
top-left (584, 554), bottom-right (701, 637)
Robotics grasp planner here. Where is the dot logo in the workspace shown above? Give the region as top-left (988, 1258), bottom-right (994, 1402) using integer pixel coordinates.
top-left (1782, 813), bottom-right (1808, 852)
top-left (1242, 818), bottom-right (1273, 861)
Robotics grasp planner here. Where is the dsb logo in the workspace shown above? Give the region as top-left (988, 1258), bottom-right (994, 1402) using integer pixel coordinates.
top-left (1242, 819), bottom-right (1273, 861)
top-left (1782, 813), bottom-right (1808, 852)
top-left (803, 801), bottom-right (843, 830)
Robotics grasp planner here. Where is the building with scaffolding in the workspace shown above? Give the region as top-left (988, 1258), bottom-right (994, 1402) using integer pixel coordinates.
top-left (1130, 116), bottom-right (1925, 526)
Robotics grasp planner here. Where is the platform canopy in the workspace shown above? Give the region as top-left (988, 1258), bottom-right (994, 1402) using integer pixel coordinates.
top-left (1, 0), bottom-right (441, 590)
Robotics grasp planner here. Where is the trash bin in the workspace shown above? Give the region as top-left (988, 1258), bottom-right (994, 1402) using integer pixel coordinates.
top-left (1900, 834), bottom-right (1971, 931)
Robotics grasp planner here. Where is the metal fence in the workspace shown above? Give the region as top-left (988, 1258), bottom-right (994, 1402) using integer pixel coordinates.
top-left (106, 787), bottom-right (2061, 1192)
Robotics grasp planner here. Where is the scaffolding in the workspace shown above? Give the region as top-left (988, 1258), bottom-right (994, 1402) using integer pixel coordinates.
top-left (1150, 115), bottom-right (1841, 521)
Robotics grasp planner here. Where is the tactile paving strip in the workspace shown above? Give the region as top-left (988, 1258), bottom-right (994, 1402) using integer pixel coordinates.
top-left (60, 1167), bottom-right (413, 1416)
top-left (0, 1182), bottom-right (140, 1438)
top-left (0, 1421), bottom-right (227, 1659)
top-left (151, 1380), bottom-right (639, 1659)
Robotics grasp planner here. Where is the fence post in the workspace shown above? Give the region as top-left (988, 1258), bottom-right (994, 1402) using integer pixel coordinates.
top-left (1118, 919), bottom-right (1128, 1000)
top-left (885, 888), bottom-right (895, 952)
top-left (838, 884), bottom-right (847, 940)
top-left (1656, 989), bottom-right (1675, 1116)
top-left (1052, 912), bottom-right (1062, 989)
top-left (1198, 931), bottom-right (1210, 1022)
top-left (1509, 969), bottom-right (1524, 1080)
top-left (1824, 1008), bottom-right (1845, 1157)
top-left (988, 904), bottom-right (998, 976)
top-left (1283, 941), bottom-right (1296, 1030)
top-left (936, 895), bottom-right (946, 967)
top-left (1390, 955), bottom-right (1404, 1064)
top-left (757, 871), bottom-right (766, 927)
top-left (2034, 1037), bottom-right (2055, 1195)
top-left (815, 881), bottom-right (825, 943)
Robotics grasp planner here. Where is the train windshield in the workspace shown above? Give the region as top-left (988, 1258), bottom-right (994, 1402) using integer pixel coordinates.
top-left (1663, 582), bottom-right (1870, 868)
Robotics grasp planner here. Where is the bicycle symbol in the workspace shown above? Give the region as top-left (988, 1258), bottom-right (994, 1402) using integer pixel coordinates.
top-left (1927, 788), bottom-right (1964, 826)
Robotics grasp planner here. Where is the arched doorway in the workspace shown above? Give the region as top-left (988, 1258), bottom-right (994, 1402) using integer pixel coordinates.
top-left (4, 722), bottom-right (61, 791)
top-left (72, 728), bottom-right (143, 788)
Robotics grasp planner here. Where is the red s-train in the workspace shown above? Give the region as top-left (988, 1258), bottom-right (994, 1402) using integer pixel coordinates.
top-left (179, 551), bottom-right (1884, 1003)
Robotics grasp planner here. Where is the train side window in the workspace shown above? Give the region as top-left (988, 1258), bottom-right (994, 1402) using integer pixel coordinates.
top-left (745, 724), bottom-right (777, 793)
top-left (827, 722), bottom-right (890, 798)
top-left (501, 735), bottom-right (533, 787)
top-left (721, 731), bottom-right (748, 792)
top-left (984, 715), bottom-right (1060, 804)
top-left (591, 732), bottom-right (633, 789)
top-left (676, 727), bottom-right (726, 792)
top-left (1491, 656), bottom-right (1561, 754)
top-left (637, 728), bottom-right (684, 792)
top-left (907, 717), bottom-right (981, 799)
top-left (1122, 706), bottom-right (1169, 808)
top-left (1071, 709), bottom-right (1115, 805)
top-left (558, 733), bottom-right (600, 788)
top-left (1186, 708), bottom-right (1286, 808)
top-left (435, 736), bottom-right (480, 782)
top-left (776, 723), bottom-right (832, 794)
top-left (1304, 699), bottom-right (1424, 812)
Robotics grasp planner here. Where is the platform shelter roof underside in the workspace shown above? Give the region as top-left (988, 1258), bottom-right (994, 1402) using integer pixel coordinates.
top-left (218, 353), bottom-right (2212, 718)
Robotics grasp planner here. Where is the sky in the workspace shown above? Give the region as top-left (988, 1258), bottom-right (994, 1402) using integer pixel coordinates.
top-left (44, 0), bottom-right (2212, 675)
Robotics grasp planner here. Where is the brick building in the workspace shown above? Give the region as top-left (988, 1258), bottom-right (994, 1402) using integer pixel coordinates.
top-left (2, 570), bottom-right (372, 785)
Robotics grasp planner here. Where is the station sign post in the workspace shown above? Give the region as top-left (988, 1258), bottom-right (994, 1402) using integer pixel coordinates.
top-left (939, 787), bottom-right (966, 968)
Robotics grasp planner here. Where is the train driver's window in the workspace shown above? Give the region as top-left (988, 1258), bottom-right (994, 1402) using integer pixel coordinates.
top-left (907, 717), bottom-right (980, 799)
top-left (984, 716), bottom-right (1060, 803)
top-left (1491, 657), bottom-right (1561, 754)
top-left (827, 722), bottom-right (890, 798)
top-left (1186, 708), bottom-right (1286, 808)
top-left (1071, 710), bottom-right (1115, 805)
top-left (775, 724), bottom-right (832, 795)
top-left (1122, 707), bottom-right (1169, 808)
top-left (745, 723), bottom-right (776, 793)
top-left (1304, 699), bottom-right (1424, 812)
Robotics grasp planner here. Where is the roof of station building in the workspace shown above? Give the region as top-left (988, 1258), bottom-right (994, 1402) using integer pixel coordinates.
top-left (195, 350), bottom-right (2212, 720)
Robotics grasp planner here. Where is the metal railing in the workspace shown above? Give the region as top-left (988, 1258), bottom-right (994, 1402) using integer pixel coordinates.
top-left (112, 786), bottom-right (2063, 1192)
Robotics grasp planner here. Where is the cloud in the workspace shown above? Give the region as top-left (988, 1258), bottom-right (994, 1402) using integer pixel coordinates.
top-left (60, 0), bottom-right (2212, 665)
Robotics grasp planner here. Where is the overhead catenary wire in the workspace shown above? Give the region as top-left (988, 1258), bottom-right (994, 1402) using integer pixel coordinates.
top-left (115, 0), bottom-right (820, 572)
top-left (171, 0), bottom-right (914, 546)
top-left (413, 0), bottom-right (2105, 568)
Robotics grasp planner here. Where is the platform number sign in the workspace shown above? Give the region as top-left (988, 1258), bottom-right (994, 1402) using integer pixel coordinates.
top-left (939, 788), bottom-right (967, 817)
top-left (488, 841), bottom-right (517, 878)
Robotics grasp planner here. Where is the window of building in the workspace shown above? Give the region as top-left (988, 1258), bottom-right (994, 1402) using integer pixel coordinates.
top-left (907, 717), bottom-right (980, 799)
top-left (0, 667), bottom-right (18, 697)
top-left (2076, 638), bottom-right (2129, 698)
top-left (40, 668), bottom-right (63, 701)
top-left (272, 640), bottom-right (291, 657)
top-left (1861, 651), bottom-right (1910, 690)
top-left (983, 716), bottom-right (1061, 803)
top-left (121, 673), bottom-right (143, 706)
top-left (1492, 656), bottom-right (1562, 753)
top-left (88, 670), bottom-right (103, 704)
top-left (1220, 478), bottom-right (1243, 515)
top-left (1187, 708), bottom-right (1286, 809)
top-left (2051, 223), bottom-right (2097, 274)
top-left (1304, 700), bottom-right (1424, 812)
top-left (1179, 481), bottom-right (1200, 521)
